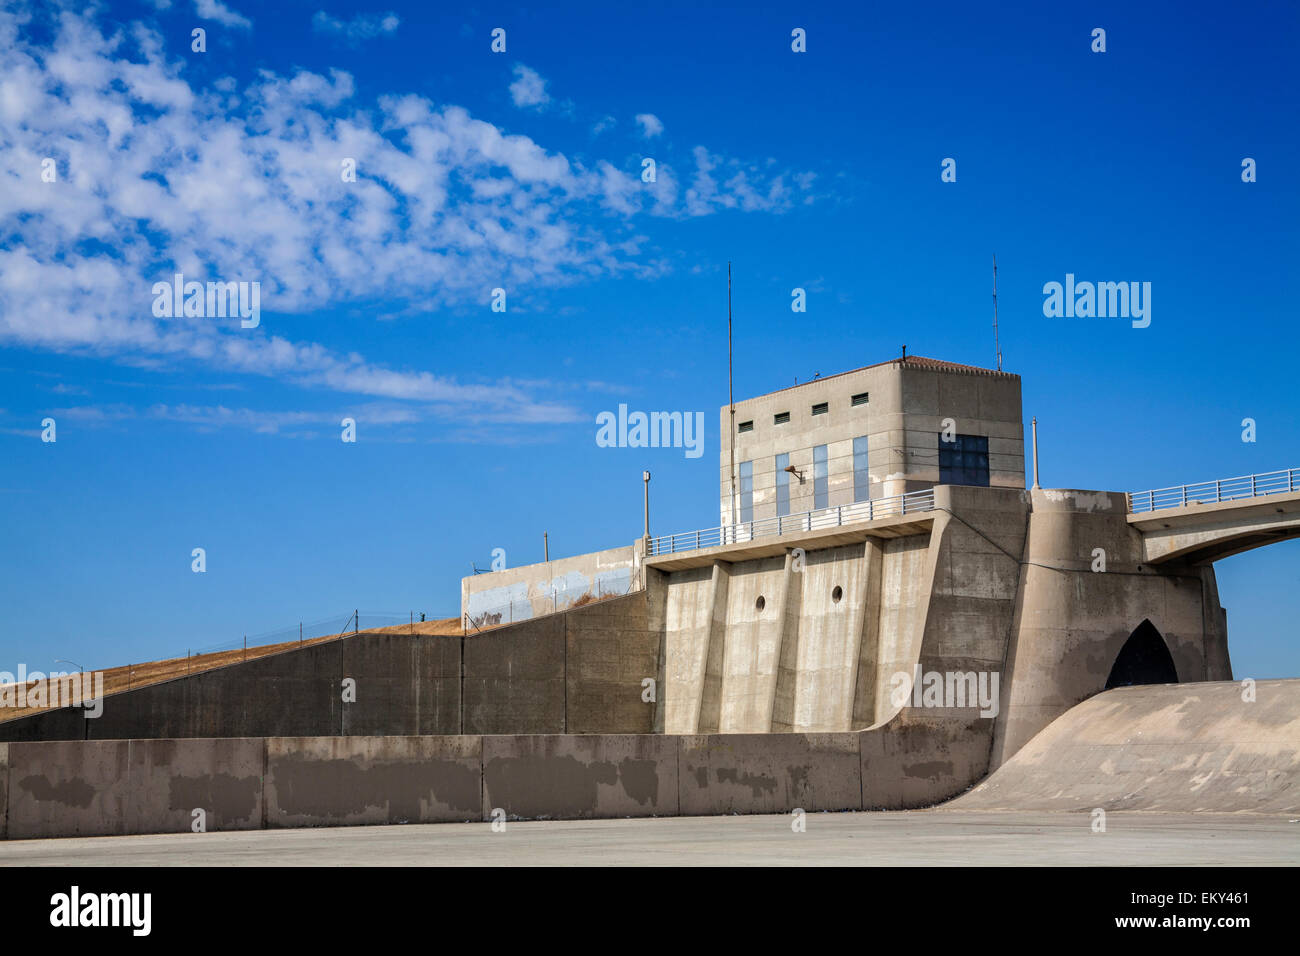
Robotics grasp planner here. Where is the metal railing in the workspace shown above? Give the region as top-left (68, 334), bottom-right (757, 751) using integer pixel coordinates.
top-left (647, 488), bottom-right (937, 556)
top-left (1127, 467), bottom-right (1300, 514)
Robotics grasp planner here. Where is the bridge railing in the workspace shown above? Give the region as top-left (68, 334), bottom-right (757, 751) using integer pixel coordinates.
top-left (1127, 468), bottom-right (1300, 514)
top-left (646, 488), bottom-right (936, 556)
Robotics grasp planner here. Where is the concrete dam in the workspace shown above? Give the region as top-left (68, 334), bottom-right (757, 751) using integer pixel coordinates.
top-left (3, 355), bottom-right (1298, 838)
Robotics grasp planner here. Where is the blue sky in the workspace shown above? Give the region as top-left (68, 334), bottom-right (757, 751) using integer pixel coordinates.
top-left (1, 0), bottom-right (1297, 678)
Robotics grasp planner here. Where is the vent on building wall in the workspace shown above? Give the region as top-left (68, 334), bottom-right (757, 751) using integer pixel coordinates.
top-left (851, 392), bottom-right (869, 407)
top-left (811, 402), bottom-right (828, 416)
top-left (738, 420), bottom-right (753, 433)
top-left (774, 411), bottom-right (791, 425)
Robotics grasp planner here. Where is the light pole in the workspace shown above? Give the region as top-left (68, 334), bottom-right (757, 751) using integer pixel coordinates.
top-left (643, 471), bottom-right (651, 542)
top-left (54, 659), bottom-right (83, 703)
top-left (1031, 417), bottom-right (1041, 489)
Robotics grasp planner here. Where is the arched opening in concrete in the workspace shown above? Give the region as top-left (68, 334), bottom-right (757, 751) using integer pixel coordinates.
top-left (1105, 619), bottom-right (1178, 689)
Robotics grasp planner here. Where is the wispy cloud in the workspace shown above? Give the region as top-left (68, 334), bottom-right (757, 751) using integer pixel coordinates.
top-left (635, 113), bottom-right (664, 138)
top-left (311, 10), bottom-right (400, 41)
top-left (0, 7), bottom-right (816, 427)
top-left (509, 64), bottom-right (549, 109)
top-left (194, 0), bottom-right (252, 30)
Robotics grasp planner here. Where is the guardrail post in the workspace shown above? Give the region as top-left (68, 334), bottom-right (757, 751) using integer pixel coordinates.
top-left (837, 505), bottom-right (842, 526)
top-left (1181, 485), bottom-right (1187, 507)
top-left (695, 530), bottom-right (700, 550)
top-left (1216, 480), bottom-right (1221, 503)
top-left (1252, 474), bottom-right (1258, 497)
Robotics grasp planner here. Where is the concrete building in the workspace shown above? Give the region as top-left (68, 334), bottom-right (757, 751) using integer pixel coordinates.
top-left (719, 355), bottom-right (1024, 526)
top-left (5, 353), bottom-right (1299, 840)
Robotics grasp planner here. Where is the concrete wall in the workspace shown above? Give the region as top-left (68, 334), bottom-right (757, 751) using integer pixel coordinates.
top-left (5, 737), bottom-right (263, 840)
top-left (991, 488), bottom-right (1230, 768)
top-left (1, 716), bottom-right (992, 840)
top-left (0, 593), bottom-right (659, 743)
top-left (265, 736), bottom-right (481, 827)
top-left (462, 545), bottom-right (637, 626)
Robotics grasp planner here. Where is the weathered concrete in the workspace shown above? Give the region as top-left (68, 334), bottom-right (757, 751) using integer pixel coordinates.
top-left (991, 488), bottom-right (1229, 767)
top-left (564, 594), bottom-right (657, 734)
top-left (463, 615), bottom-right (565, 734)
top-left (265, 736), bottom-right (481, 827)
top-left (861, 713), bottom-right (992, 809)
top-left (341, 633), bottom-right (461, 736)
top-left (125, 738), bottom-right (262, 835)
top-left (7, 740), bottom-right (130, 839)
top-left (951, 680), bottom-right (1300, 814)
top-left (677, 733), bottom-right (861, 815)
top-left (0, 594), bottom-right (656, 743)
top-left (462, 545), bottom-right (636, 626)
top-left (0, 743), bottom-right (7, 839)
top-left (483, 735), bottom-right (677, 821)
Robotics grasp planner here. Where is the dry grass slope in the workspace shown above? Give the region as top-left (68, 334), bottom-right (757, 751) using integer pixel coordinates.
top-left (0, 617), bottom-right (464, 723)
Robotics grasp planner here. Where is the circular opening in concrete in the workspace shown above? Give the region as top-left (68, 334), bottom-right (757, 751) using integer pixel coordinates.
top-left (832, 585), bottom-right (843, 603)
top-left (755, 595), bottom-right (766, 612)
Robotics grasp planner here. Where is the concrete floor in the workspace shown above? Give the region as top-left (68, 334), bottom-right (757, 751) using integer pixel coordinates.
top-left (1, 811), bottom-right (1296, 866)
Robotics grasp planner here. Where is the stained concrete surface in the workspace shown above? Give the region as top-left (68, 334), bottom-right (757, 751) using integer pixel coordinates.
top-left (0, 811), bottom-right (1294, 866)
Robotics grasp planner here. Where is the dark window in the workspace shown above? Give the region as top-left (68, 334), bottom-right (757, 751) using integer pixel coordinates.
top-left (775, 453), bottom-right (790, 517)
top-left (738, 420), bottom-right (753, 433)
top-left (851, 392), bottom-right (869, 407)
top-left (938, 434), bottom-right (989, 487)
top-left (853, 436), bottom-right (870, 502)
top-left (811, 402), bottom-right (828, 416)
top-left (739, 460), bottom-right (753, 523)
top-left (774, 411), bottom-right (790, 425)
top-left (813, 444), bottom-right (828, 509)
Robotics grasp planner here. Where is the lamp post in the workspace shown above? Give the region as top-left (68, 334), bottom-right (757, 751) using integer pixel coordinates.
top-left (643, 471), bottom-right (651, 541)
top-left (54, 659), bottom-right (84, 704)
top-left (1031, 417), bottom-right (1041, 489)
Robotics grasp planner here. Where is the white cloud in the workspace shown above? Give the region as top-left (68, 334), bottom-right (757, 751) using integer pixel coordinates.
top-left (312, 11), bottom-right (400, 40)
top-left (0, 7), bottom-right (815, 422)
top-left (509, 64), bottom-right (549, 109)
top-left (635, 113), bottom-right (663, 138)
top-left (194, 0), bottom-right (252, 30)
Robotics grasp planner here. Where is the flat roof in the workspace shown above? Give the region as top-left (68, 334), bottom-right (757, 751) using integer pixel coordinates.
top-left (738, 354), bottom-right (1019, 402)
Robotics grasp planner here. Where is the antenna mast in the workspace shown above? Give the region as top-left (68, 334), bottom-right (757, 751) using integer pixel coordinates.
top-left (728, 262), bottom-right (737, 532)
top-left (993, 253), bottom-right (1003, 372)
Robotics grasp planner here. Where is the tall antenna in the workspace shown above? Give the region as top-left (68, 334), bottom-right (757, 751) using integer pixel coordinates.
top-left (993, 253), bottom-right (1003, 372)
top-left (728, 262), bottom-right (736, 531)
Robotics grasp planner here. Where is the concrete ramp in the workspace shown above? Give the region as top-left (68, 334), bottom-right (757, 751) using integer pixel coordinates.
top-left (948, 679), bottom-right (1300, 814)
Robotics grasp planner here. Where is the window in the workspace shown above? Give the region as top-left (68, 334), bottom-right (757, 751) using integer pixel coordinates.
top-left (811, 402), bottom-right (828, 416)
top-left (774, 411), bottom-right (790, 425)
top-left (813, 444), bottom-right (828, 509)
top-left (738, 420), bottom-right (753, 433)
top-left (775, 453), bottom-right (790, 517)
top-left (853, 436), bottom-right (870, 502)
top-left (851, 392), bottom-right (869, 407)
top-left (938, 434), bottom-right (990, 486)
top-left (739, 460), bottom-right (753, 523)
